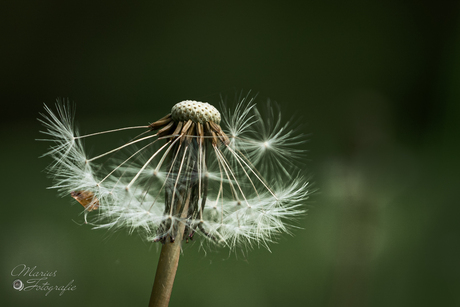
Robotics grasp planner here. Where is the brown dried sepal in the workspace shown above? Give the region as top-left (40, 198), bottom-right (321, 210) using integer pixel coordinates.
top-left (71, 191), bottom-right (100, 211)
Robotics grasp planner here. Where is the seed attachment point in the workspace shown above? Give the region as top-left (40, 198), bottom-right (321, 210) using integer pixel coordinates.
top-left (171, 100), bottom-right (221, 124)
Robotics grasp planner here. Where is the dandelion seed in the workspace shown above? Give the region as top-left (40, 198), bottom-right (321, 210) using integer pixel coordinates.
top-left (39, 93), bottom-right (312, 305)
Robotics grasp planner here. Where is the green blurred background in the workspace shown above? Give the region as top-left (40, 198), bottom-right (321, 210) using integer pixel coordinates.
top-left (1, 1), bottom-right (460, 306)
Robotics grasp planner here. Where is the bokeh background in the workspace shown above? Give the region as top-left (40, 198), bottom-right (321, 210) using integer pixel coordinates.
top-left (1, 1), bottom-right (460, 306)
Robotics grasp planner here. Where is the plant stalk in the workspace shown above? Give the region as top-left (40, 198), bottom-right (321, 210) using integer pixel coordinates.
top-left (148, 191), bottom-right (190, 307)
top-left (148, 239), bottom-right (183, 306)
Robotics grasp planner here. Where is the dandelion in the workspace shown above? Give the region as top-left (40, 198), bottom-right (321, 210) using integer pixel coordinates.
top-left (39, 92), bottom-right (311, 306)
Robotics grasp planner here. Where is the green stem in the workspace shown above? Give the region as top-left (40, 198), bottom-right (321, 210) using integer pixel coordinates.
top-left (148, 191), bottom-right (190, 307)
top-left (148, 239), bottom-right (183, 307)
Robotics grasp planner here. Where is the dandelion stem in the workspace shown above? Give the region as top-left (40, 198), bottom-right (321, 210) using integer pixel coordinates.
top-left (149, 190), bottom-right (191, 307)
top-left (148, 241), bottom-right (182, 307)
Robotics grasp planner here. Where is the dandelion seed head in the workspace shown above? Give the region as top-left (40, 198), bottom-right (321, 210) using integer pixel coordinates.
top-left (39, 93), bottom-right (312, 250)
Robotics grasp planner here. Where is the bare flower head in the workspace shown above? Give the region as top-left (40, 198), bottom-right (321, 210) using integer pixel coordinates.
top-left (39, 93), bottom-right (311, 249)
